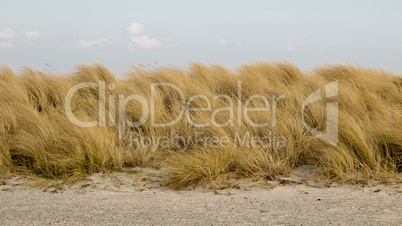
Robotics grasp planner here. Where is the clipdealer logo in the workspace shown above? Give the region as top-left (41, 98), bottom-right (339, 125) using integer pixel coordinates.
top-left (301, 80), bottom-right (339, 146)
top-left (64, 80), bottom-right (338, 147)
top-left (64, 81), bottom-right (285, 138)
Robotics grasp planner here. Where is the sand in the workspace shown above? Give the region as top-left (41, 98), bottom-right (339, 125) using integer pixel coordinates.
top-left (0, 168), bottom-right (401, 225)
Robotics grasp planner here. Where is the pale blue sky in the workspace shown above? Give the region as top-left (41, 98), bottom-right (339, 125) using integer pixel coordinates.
top-left (1, 0), bottom-right (402, 74)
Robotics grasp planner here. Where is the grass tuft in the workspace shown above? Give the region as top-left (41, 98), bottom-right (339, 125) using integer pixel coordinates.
top-left (0, 63), bottom-right (401, 187)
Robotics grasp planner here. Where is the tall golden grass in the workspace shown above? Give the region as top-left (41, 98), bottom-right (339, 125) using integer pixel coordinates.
top-left (0, 62), bottom-right (401, 187)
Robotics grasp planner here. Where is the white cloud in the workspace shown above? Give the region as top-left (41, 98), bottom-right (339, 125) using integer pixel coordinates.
top-left (125, 22), bottom-right (144, 35)
top-left (236, 42), bottom-right (243, 48)
top-left (0, 27), bottom-right (15, 40)
top-left (129, 35), bottom-right (162, 49)
top-left (287, 43), bottom-right (312, 51)
top-left (167, 41), bottom-right (180, 47)
top-left (75, 38), bottom-right (108, 48)
top-left (0, 41), bottom-right (13, 49)
top-left (0, 27), bottom-right (15, 48)
top-left (26, 30), bottom-right (41, 40)
top-left (217, 38), bottom-right (228, 46)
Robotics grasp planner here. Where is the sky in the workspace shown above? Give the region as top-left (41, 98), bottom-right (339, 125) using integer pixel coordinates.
top-left (1, 0), bottom-right (402, 75)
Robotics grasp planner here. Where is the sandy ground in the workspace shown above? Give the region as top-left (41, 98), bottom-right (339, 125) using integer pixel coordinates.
top-left (0, 168), bottom-right (401, 225)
